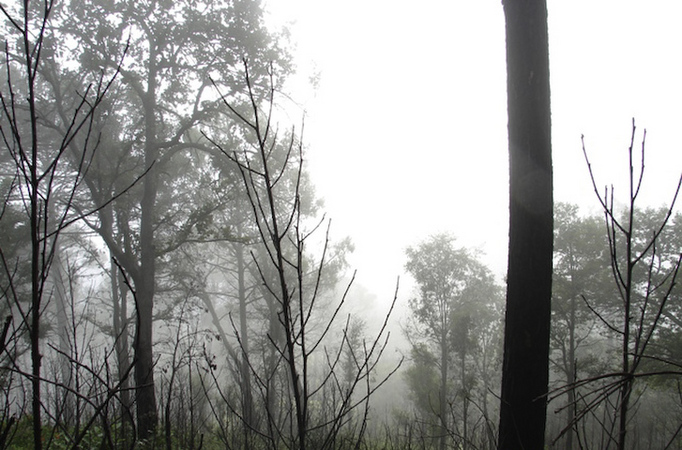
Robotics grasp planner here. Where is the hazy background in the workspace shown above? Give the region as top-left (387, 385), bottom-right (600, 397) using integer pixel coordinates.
top-left (267, 0), bottom-right (682, 302)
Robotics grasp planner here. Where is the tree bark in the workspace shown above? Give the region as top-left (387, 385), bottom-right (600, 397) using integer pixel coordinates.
top-left (566, 293), bottom-right (577, 450)
top-left (439, 329), bottom-right (448, 450)
top-left (135, 138), bottom-right (159, 442)
top-left (111, 255), bottom-right (134, 440)
top-left (53, 240), bottom-right (74, 426)
top-left (236, 242), bottom-right (255, 445)
top-left (134, 40), bottom-right (160, 440)
top-left (30, 143), bottom-right (42, 450)
top-left (498, 1), bottom-right (553, 449)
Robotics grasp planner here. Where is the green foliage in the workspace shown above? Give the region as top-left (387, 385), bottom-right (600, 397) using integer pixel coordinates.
top-left (403, 233), bottom-right (502, 447)
top-left (403, 344), bottom-right (440, 417)
top-left (3, 417), bottom-right (99, 450)
top-left (549, 196), bottom-right (682, 448)
top-left (551, 203), bottom-right (615, 375)
top-left (405, 233), bottom-right (500, 348)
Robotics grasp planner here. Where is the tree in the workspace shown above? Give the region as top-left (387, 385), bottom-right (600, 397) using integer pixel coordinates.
top-left (404, 233), bottom-right (501, 450)
top-left (498, 0), bottom-right (553, 449)
top-left (48, 0), bottom-right (291, 439)
top-left (572, 122), bottom-right (682, 450)
top-left (0, 0), bottom-right (120, 447)
top-left (550, 203), bottom-right (613, 449)
top-left (543, 124), bottom-right (682, 449)
top-left (642, 207), bottom-right (682, 364)
top-left (206, 61), bottom-right (400, 450)
top-left (189, 146), bottom-right (328, 447)
top-left (544, 202), bottom-right (682, 449)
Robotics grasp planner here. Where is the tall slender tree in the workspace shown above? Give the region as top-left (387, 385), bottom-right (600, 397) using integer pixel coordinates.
top-left (579, 124), bottom-right (682, 450)
top-left (498, 0), bottom-right (553, 449)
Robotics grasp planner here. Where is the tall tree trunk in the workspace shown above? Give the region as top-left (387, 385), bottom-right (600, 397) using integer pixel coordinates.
top-left (236, 242), bottom-right (255, 446)
top-left (617, 193), bottom-right (636, 450)
top-left (566, 294), bottom-right (577, 450)
top-left (30, 174), bottom-right (42, 450)
top-left (135, 146), bottom-right (159, 441)
top-left (439, 329), bottom-right (448, 450)
top-left (53, 241), bottom-right (74, 426)
top-left (135, 43), bottom-right (160, 439)
top-left (27, 29), bottom-right (43, 449)
top-left (111, 255), bottom-right (134, 442)
top-left (498, 1), bottom-right (553, 449)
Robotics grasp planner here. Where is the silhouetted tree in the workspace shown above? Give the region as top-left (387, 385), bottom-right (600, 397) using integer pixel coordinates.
top-left (547, 202), bottom-right (682, 449)
top-left (206, 61), bottom-right (400, 450)
top-left (498, 0), bottom-right (553, 449)
top-left (557, 122), bottom-right (682, 450)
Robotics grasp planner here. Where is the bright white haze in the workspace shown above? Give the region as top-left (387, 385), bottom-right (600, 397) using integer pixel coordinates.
top-left (266, 0), bottom-right (682, 302)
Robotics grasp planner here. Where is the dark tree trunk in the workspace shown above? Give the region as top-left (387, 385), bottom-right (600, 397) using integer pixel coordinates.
top-left (135, 47), bottom-right (160, 439)
top-left (498, 1), bottom-right (553, 449)
top-left (131, 32), bottom-right (164, 440)
top-left (566, 294), bottom-right (577, 450)
top-left (439, 331), bottom-right (448, 450)
top-left (111, 256), bottom-right (134, 440)
top-left (30, 154), bottom-right (42, 450)
top-left (236, 242), bottom-right (255, 445)
top-left (135, 145), bottom-right (159, 442)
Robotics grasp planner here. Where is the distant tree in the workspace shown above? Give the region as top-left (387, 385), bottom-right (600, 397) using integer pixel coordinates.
top-left (498, 0), bottom-right (553, 449)
top-left (404, 233), bottom-right (501, 450)
top-left (550, 203), bottom-right (613, 449)
top-left (639, 208), bottom-right (682, 365)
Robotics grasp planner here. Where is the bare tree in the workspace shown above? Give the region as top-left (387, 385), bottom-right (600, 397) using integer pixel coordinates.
top-left (549, 203), bottom-right (613, 450)
top-left (205, 60), bottom-right (401, 450)
top-left (550, 121), bottom-right (682, 449)
top-left (0, 0), bottom-right (122, 447)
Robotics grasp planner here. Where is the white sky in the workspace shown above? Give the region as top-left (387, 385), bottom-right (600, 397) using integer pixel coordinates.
top-left (266, 1), bottom-right (682, 303)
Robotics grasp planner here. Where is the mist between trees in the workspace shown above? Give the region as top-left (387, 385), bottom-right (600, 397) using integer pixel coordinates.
top-left (1, 0), bottom-right (682, 449)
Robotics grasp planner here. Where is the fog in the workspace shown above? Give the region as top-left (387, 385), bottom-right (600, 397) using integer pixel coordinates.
top-left (1, 0), bottom-right (682, 449)
top-left (272, 0), bottom-right (682, 297)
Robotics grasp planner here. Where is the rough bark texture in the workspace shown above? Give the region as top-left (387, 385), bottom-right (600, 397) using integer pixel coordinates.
top-left (498, 0), bottom-right (553, 449)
